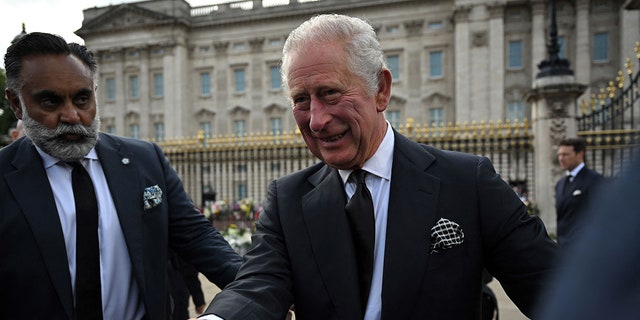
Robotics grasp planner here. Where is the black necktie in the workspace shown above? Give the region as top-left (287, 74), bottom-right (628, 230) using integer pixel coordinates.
top-left (70, 161), bottom-right (103, 319)
top-left (345, 169), bottom-right (375, 314)
top-left (563, 174), bottom-right (573, 195)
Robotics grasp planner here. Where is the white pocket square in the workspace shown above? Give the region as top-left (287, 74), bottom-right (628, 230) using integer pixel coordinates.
top-left (572, 189), bottom-right (582, 196)
top-left (429, 218), bottom-right (465, 254)
top-left (143, 185), bottom-right (163, 210)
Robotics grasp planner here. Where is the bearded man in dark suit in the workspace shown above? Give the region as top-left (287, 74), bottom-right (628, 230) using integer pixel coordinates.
top-left (0, 32), bottom-right (241, 319)
top-left (199, 14), bottom-right (558, 320)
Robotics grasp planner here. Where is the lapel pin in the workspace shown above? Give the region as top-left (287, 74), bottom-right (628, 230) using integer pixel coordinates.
top-left (122, 158), bottom-right (130, 165)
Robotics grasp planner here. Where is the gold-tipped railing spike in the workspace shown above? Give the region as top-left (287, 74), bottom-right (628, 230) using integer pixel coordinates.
top-left (598, 88), bottom-right (606, 107)
top-left (607, 81), bottom-right (616, 99)
top-left (616, 70), bottom-right (625, 89)
top-left (580, 98), bottom-right (588, 115)
top-left (406, 117), bottom-right (414, 134)
top-left (626, 58), bottom-right (634, 76)
top-left (590, 93), bottom-right (598, 111)
top-left (635, 41), bottom-right (640, 59)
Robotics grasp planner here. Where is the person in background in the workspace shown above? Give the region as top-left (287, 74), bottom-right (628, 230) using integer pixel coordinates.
top-left (9, 119), bottom-right (24, 141)
top-left (537, 156), bottom-right (640, 319)
top-left (555, 137), bottom-right (604, 248)
top-left (169, 250), bottom-right (207, 319)
top-left (198, 14), bottom-right (558, 320)
top-left (0, 32), bottom-right (241, 319)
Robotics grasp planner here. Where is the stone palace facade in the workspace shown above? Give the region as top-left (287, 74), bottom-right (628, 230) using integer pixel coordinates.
top-left (76, 0), bottom-right (639, 140)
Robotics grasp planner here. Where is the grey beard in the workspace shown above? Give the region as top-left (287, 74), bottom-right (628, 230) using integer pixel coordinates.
top-left (22, 111), bottom-right (101, 162)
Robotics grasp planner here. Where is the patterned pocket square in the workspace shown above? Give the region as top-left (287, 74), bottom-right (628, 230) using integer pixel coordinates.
top-left (429, 218), bottom-right (464, 254)
top-left (143, 185), bottom-right (163, 210)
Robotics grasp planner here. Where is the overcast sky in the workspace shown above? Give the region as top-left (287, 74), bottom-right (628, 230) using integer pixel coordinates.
top-left (0, 0), bottom-right (229, 61)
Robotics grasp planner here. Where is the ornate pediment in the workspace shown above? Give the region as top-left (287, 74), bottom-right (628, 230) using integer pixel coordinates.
top-left (77, 4), bottom-right (178, 35)
top-left (195, 108), bottom-right (216, 118)
top-left (422, 92), bottom-right (451, 104)
top-left (388, 95), bottom-right (407, 107)
top-left (228, 105), bottom-right (251, 116)
top-left (263, 103), bottom-right (288, 114)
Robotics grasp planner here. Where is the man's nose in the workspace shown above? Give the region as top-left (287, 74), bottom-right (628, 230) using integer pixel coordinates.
top-left (309, 98), bottom-right (331, 132)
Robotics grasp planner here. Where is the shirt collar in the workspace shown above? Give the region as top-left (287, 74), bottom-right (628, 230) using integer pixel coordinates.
top-left (339, 121), bottom-right (394, 184)
top-left (568, 162), bottom-right (585, 177)
top-left (34, 145), bottom-right (99, 169)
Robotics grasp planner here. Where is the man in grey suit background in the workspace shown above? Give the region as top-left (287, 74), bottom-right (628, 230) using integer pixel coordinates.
top-left (0, 32), bottom-right (241, 319)
top-left (200, 14), bottom-right (558, 320)
top-left (555, 137), bottom-right (604, 248)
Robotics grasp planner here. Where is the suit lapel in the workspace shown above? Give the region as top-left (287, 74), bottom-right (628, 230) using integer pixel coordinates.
top-left (95, 135), bottom-right (147, 299)
top-left (6, 140), bottom-right (74, 319)
top-left (382, 132), bottom-right (441, 318)
top-left (302, 165), bottom-right (362, 314)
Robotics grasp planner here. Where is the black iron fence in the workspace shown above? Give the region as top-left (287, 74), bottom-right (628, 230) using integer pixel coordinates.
top-left (577, 43), bottom-right (640, 177)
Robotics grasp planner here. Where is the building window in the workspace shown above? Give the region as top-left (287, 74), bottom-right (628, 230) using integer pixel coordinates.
top-left (200, 72), bottom-right (211, 96)
top-left (386, 25), bottom-right (400, 33)
top-left (154, 122), bottom-right (164, 141)
top-left (507, 102), bottom-right (524, 122)
top-left (558, 36), bottom-right (566, 59)
top-left (153, 73), bottom-right (163, 97)
top-left (236, 182), bottom-right (248, 199)
top-left (270, 117), bottom-right (282, 135)
top-left (234, 69), bottom-right (246, 93)
top-left (508, 40), bottom-right (523, 69)
top-left (270, 65), bottom-right (281, 90)
top-left (387, 110), bottom-right (401, 128)
top-left (428, 21), bottom-right (443, 30)
top-left (429, 108), bottom-right (444, 126)
top-left (129, 75), bottom-right (139, 99)
top-left (106, 78), bottom-right (116, 101)
top-left (386, 54), bottom-right (400, 81)
top-left (234, 119), bottom-right (246, 137)
top-left (429, 51), bottom-right (443, 78)
top-left (106, 125), bottom-right (115, 134)
top-left (129, 124), bottom-right (140, 139)
top-left (200, 121), bottom-right (212, 138)
top-left (593, 32), bottom-right (609, 62)
top-left (268, 38), bottom-right (282, 46)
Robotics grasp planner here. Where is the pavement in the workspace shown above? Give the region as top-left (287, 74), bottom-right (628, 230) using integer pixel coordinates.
top-left (188, 275), bottom-right (530, 320)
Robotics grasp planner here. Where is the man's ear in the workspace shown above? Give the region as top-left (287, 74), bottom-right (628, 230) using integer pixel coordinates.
top-left (375, 68), bottom-right (392, 113)
top-left (5, 89), bottom-right (23, 120)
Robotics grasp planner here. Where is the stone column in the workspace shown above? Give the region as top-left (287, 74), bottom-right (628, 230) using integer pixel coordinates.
top-left (488, 3), bottom-right (505, 120)
top-left (453, 5), bottom-right (471, 122)
top-left (526, 75), bottom-right (586, 234)
top-left (531, 0), bottom-right (546, 82)
top-left (574, 0), bottom-right (590, 98)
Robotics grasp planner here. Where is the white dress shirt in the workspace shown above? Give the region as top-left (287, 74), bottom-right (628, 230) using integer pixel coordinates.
top-left (567, 162), bottom-right (585, 182)
top-left (37, 146), bottom-right (145, 319)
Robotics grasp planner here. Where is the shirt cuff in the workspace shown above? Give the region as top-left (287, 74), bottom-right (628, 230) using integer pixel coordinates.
top-left (198, 314), bottom-right (224, 320)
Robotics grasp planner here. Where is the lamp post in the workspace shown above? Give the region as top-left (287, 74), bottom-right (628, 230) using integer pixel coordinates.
top-left (536, 0), bottom-right (573, 78)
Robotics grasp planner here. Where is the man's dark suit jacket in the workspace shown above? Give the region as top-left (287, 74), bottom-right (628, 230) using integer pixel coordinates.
top-left (0, 133), bottom-right (241, 319)
top-left (207, 131), bottom-right (558, 320)
top-left (555, 166), bottom-right (604, 247)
